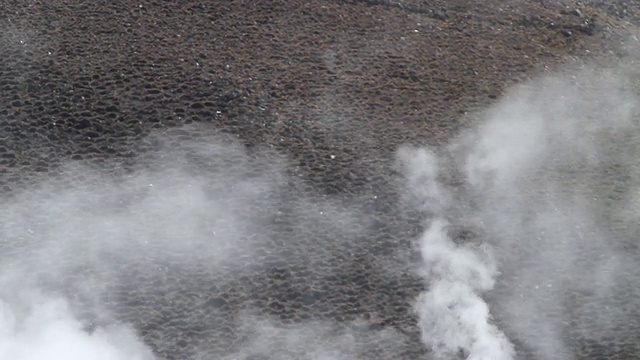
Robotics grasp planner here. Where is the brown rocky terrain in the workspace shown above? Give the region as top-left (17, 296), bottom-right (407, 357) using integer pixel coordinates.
top-left (2, 1), bottom-right (640, 359)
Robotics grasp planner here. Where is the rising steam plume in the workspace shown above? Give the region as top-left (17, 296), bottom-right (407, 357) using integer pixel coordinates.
top-left (401, 64), bottom-right (640, 359)
top-left (2, 59), bottom-right (640, 360)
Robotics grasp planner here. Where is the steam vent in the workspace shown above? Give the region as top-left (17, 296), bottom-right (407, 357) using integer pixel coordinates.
top-left (2, 1), bottom-right (640, 360)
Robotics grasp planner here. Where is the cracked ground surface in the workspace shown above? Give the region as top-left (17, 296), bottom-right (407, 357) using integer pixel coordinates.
top-left (3, 1), bottom-right (640, 359)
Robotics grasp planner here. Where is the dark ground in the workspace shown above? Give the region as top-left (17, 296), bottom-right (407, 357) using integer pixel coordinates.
top-left (2, 1), bottom-right (640, 359)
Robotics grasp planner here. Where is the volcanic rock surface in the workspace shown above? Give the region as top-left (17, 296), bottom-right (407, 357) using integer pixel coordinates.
top-left (2, 1), bottom-right (640, 359)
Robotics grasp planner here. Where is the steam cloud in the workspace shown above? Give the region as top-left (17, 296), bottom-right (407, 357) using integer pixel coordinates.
top-left (0, 133), bottom-right (285, 360)
top-left (401, 65), bottom-right (640, 359)
top-left (2, 62), bottom-right (640, 360)
top-left (398, 147), bottom-right (515, 360)
top-left (0, 129), bottom-right (390, 360)
top-left (0, 286), bottom-right (154, 360)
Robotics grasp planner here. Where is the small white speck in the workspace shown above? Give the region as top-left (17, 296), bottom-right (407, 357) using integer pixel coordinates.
top-left (414, 29), bottom-right (419, 33)
top-left (149, 183), bottom-right (153, 187)
top-left (330, 155), bottom-right (336, 159)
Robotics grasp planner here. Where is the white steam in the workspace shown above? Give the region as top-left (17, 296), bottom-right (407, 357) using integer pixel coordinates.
top-left (402, 65), bottom-right (640, 359)
top-left (0, 278), bottom-right (154, 360)
top-left (415, 219), bottom-right (512, 360)
top-left (0, 133), bottom-right (284, 360)
top-left (3, 60), bottom-right (640, 360)
top-left (399, 147), bottom-right (514, 360)
top-left (0, 129), bottom-right (391, 360)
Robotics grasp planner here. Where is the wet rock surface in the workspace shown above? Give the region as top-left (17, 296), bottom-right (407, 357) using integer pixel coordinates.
top-left (2, 1), bottom-right (640, 359)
